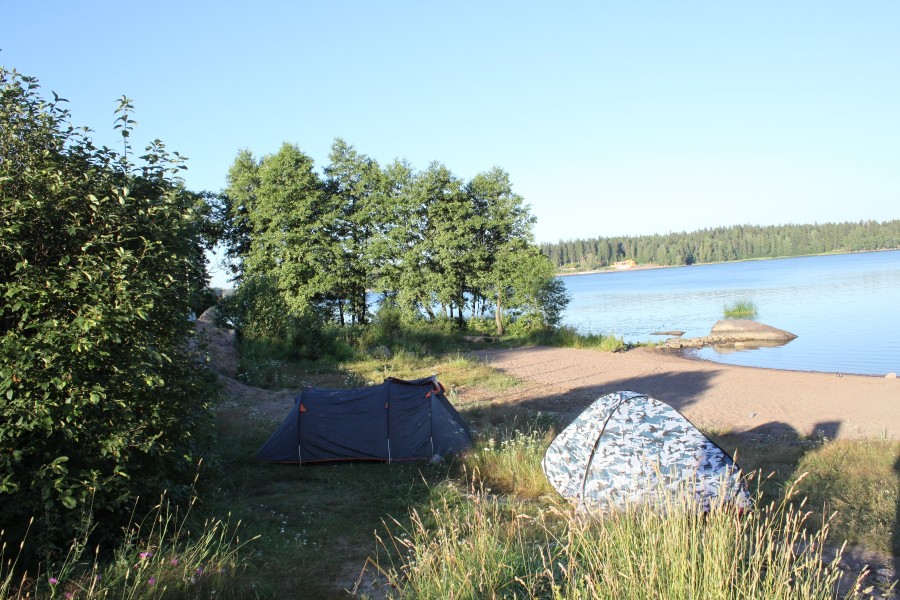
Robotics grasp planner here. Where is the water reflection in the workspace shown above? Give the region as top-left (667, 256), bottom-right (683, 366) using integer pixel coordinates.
top-left (703, 338), bottom-right (796, 354)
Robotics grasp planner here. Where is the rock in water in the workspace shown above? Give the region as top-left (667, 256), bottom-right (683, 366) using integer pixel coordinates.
top-left (709, 319), bottom-right (797, 342)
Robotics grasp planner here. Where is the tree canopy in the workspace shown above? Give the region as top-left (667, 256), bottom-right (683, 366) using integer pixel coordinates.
top-left (219, 139), bottom-right (567, 341)
top-left (542, 221), bottom-right (900, 271)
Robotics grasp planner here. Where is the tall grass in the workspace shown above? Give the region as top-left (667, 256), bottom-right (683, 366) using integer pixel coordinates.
top-left (529, 325), bottom-right (626, 352)
top-left (374, 477), bottom-right (869, 599)
top-left (724, 299), bottom-right (758, 319)
top-left (1, 495), bottom-right (256, 600)
top-left (373, 484), bottom-right (550, 599)
top-left (368, 422), bottom-right (882, 599)
top-left (463, 423), bottom-right (557, 498)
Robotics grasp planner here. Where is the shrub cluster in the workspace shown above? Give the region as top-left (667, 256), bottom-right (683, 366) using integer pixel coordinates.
top-left (0, 67), bottom-right (215, 555)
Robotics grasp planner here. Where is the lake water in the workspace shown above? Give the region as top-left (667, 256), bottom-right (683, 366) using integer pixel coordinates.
top-left (560, 250), bottom-right (900, 376)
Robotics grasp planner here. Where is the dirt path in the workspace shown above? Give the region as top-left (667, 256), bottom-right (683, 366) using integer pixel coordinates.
top-left (473, 346), bottom-right (900, 440)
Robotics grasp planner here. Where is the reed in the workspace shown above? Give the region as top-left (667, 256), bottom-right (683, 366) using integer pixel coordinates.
top-left (723, 299), bottom-right (758, 319)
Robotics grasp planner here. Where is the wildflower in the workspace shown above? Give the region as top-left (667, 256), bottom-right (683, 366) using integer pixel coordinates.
top-left (49, 577), bottom-right (59, 585)
top-left (139, 551), bottom-right (153, 559)
top-left (196, 566), bottom-right (204, 575)
top-left (170, 557), bottom-right (179, 566)
top-left (148, 577), bottom-right (156, 586)
top-left (65, 593), bottom-right (73, 599)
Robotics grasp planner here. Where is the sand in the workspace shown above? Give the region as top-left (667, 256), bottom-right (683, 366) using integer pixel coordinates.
top-left (473, 346), bottom-right (900, 441)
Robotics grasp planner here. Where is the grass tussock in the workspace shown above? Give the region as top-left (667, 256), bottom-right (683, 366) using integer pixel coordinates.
top-left (463, 423), bottom-right (557, 499)
top-left (724, 299), bottom-right (759, 319)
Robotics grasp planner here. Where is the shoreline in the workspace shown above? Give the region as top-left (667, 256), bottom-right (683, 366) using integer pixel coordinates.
top-left (554, 248), bottom-right (900, 278)
top-left (474, 345), bottom-right (900, 441)
top-left (678, 346), bottom-right (893, 378)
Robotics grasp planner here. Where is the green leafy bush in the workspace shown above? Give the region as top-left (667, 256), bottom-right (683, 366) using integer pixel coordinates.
top-left (0, 67), bottom-right (215, 556)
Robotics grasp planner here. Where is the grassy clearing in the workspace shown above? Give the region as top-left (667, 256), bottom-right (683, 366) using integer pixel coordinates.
top-left (9, 328), bottom-right (897, 598)
top-left (235, 325), bottom-right (521, 393)
top-left (211, 393), bottom-right (458, 599)
top-left (223, 339), bottom-right (895, 598)
top-left (724, 299), bottom-right (759, 319)
top-left (345, 350), bottom-right (519, 393)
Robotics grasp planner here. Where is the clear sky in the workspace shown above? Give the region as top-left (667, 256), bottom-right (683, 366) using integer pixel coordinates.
top-left (3, 2), bottom-right (898, 287)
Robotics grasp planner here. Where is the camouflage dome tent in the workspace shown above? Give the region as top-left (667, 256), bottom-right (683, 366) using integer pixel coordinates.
top-left (543, 391), bottom-right (750, 512)
top-left (258, 376), bottom-right (472, 464)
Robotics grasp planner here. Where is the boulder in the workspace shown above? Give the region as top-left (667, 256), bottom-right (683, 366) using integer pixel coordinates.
top-left (709, 320), bottom-right (797, 342)
top-left (661, 320), bottom-right (797, 350)
top-left (651, 330), bottom-right (685, 337)
top-left (197, 305), bottom-right (218, 324)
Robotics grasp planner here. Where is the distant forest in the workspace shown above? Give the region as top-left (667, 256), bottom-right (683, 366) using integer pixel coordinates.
top-left (540, 220), bottom-right (900, 271)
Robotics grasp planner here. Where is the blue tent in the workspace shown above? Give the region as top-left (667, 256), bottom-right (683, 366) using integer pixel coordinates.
top-left (257, 376), bottom-right (472, 463)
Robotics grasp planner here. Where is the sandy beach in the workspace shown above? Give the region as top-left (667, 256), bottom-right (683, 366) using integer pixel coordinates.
top-left (473, 346), bottom-right (900, 441)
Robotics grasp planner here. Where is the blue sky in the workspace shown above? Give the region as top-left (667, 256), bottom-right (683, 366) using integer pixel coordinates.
top-left (3, 2), bottom-right (898, 286)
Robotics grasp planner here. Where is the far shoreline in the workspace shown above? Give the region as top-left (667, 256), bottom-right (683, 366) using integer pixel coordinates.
top-left (554, 248), bottom-right (900, 277)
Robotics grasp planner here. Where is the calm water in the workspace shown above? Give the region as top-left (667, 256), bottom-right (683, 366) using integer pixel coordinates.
top-left (560, 250), bottom-right (900, 376)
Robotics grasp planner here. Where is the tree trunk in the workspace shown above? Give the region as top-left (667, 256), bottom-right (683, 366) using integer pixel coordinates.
top-left (423, 303), bottom-right (435, 320)
top-left (494, 293), bottom-right (504, 336)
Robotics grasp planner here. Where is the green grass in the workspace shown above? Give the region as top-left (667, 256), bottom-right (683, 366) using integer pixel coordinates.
top-left (345, 350), bottom-right (519, 392)
top-left (792, 439), bottom-right (900, 555)
top-left (724, 299), bottom-right (759, 319)
top-left (235, 319), bottom-right (633, 392)
top-left (1, 494), bottom-right (256, 600)
top-left (462, 419), bottom-right (558, 499)
top-left (209, 395), bottom-right (459, 599)
top-left (374, 481), bottom-right (871, 599)
top-left (526, 325), bottom-right (627, 351)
